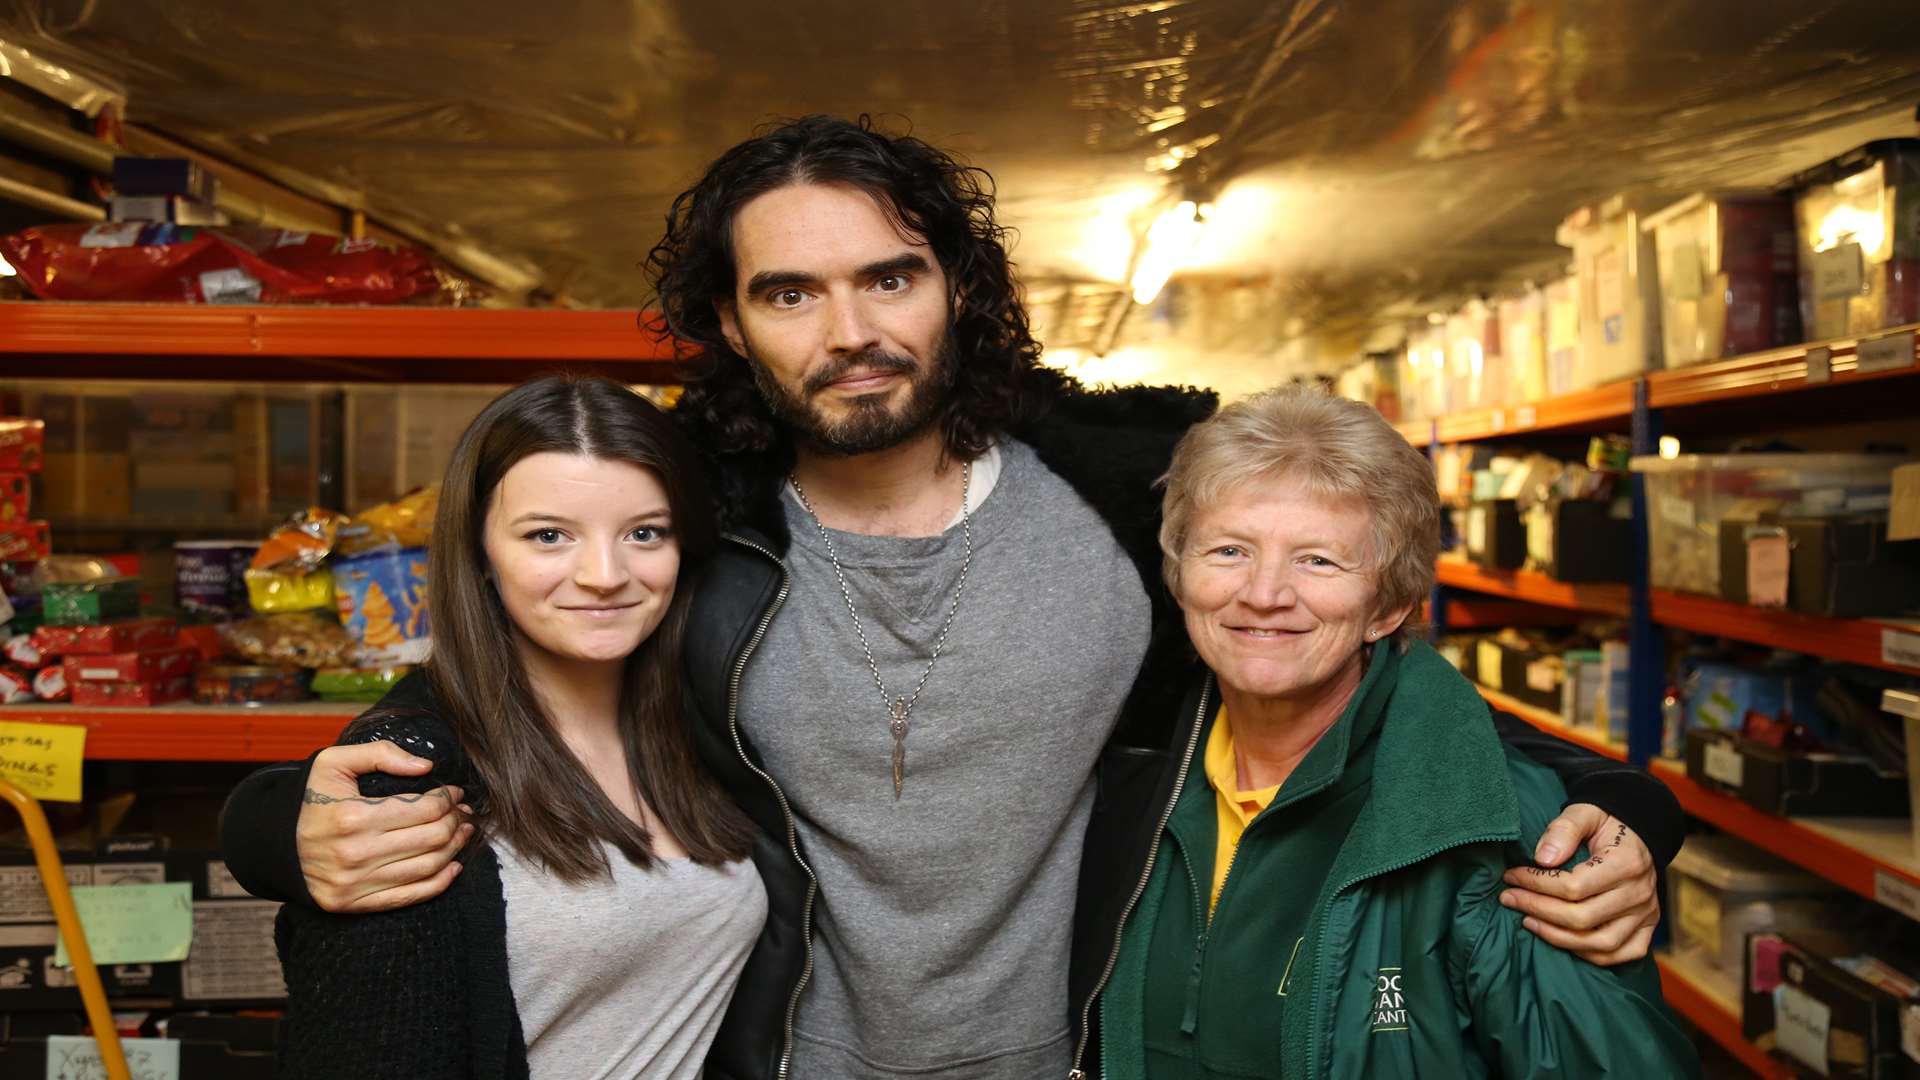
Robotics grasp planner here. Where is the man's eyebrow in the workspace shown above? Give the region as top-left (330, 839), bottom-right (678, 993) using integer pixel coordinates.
top-left (744, 269), bottom-right (820, 295)
top-left (858, 252), bottom-right (932, 279)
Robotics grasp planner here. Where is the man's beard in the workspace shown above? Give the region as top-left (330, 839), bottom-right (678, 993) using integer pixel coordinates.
top-left (746, 333), bottom-right (959, 456)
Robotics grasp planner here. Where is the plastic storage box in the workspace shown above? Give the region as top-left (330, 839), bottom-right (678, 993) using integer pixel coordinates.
top-left (1543, 276), bottom-right (1582, 396)
top-left (1497, 288), bottom-right (1549, 403)
top-left (1644, 192), bottom-right (1801, 366)
top-left (1669, 835), bottom-right (1840, 979)
top-left (1792, 139), bottom-right (1920, 341)
top-left (1445, 301), bottom-right (1503, 410)
top-left (1557, 196), bottom-right (1662, 388)
top-left (1630, 453), bottom-right (1905, 595)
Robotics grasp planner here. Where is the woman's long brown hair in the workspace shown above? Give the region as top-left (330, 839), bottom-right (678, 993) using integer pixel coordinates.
top-left (426, 375), bottom-right (753, 881)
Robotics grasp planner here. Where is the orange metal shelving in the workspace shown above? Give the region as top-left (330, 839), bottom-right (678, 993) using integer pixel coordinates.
top-left (1645, 323), bottom-right (1920, 409)
top-left (1649, 590), bottom-right (1920, 677)
top-left (1, 702), bottom-right (361, 762)
top-left (1474, 684), bottom-right (1626, 762)
top-left (1656, 952), bottom-right (1793, 1079)
top-left (1435, 558), bottom-right (1633, 617)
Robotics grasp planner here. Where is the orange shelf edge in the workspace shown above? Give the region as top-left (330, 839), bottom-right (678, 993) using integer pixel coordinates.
top-left (1649, 590), bottom-right (1920, 676)
top-left (1474, 684), bottom-right (1627, 762)
top-left (1435, 558), bottom-right (1632, 617)
top-left (1432, 380), bottom-right (1637, 443)
top-left (1655, 954), bottom-right (1794, 1079)
top-left (2, 703), bottom-right (361, 761)
top-left (1646, 323), bottom-right (1920, 408)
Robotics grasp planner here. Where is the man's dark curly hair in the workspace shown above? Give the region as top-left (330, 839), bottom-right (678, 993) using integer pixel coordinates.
top-left (642, 114), bottom-right (1053, 460)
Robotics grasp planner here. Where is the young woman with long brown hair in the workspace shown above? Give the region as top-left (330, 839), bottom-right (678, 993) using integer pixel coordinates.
top-left (272, 375), bottom-right (764, 1080)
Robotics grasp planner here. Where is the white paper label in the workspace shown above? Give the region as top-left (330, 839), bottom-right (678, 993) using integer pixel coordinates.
top-left (1702, 739), bottom-right (1744, 789)
top-left (1884, 629), bottom-right (1920, 672)
top-left (181, 899), bottom-right (286, 1001)
top-left (1858, 331), bottom-right (1917, 374)
top-left (206, 860), bottom-right (250, 900)
top-left (1467, 506), bottom-right (1488, 556)
top-left (1658, 494), bottom-right (1698, 529)
top-left (1805, 346), bottom-right (1833, 384)
top-left (1515, 405), bottom-right (1538, 429)
top-left (1526, 660), bottom-right (1558, 693)
top-left (44, 1034), bottom-right (179, 1080)
top-left (1776, 983), bottom-right (1832, 1074)
top-left (197, 268), bottom-right (261, 305)
top-left (1814, 243), bottom-right (1865, 300)
top-left (1877, 870), bottom-right (1920, 921)
top-left (78, 223), bottom-right (143, 249)
top-left (1490, 409), bottom-right (1506, 432)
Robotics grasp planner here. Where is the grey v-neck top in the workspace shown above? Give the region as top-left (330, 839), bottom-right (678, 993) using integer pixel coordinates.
top-left (496, 839), bottom-right (767, 1079)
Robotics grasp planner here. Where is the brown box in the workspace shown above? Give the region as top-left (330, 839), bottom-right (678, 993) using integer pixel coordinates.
top-left (1891, 462), bottom-right (1920, 542)
top-left (62, 647), bottom-right (197, 684)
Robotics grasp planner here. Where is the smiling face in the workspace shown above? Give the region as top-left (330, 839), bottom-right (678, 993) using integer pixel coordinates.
top-left (481, 452), bottom-right (680, 671)
top-left (714, 181), bottom-right (957, 455)
top-left (1177, 477), bottom-right (1412, 706)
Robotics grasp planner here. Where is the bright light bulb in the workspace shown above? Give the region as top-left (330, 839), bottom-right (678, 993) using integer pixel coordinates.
top-left (1130, 201), bottom-right (1204, 306)
top-left (0, 255), bottom-right (14, 278)
top-left (1658, 435), bottom-right (1681, 460)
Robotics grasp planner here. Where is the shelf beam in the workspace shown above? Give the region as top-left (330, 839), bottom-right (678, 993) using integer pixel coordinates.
top-left (1475, 684), bottom-right (1626, 762)
top-left (1435, 559), bottom-right (1632, 617)
top-left (4, 703), bottom-right (361, 761)
top-left (1655, 953), bottom-right (1794, 1079)
top-left (1649, 590), bottom-right (1920, 677)
top-left (1646, 324), bottom-right (1920, 408)
top-left (1433, 380), bottom-right (1637, 443)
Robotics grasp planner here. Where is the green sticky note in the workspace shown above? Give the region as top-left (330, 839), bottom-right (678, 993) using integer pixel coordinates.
top-left (53, 883), bottom-right (193, 968)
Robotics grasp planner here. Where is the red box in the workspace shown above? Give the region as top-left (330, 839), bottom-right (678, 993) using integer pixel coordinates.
top-left (0, 419), bottom-right (43, 472)
top-left (0, 473), bottom-right (26, 524)
top-left (63, 646), bottom-right (197, 683)
top-left (0, 521), bottom-right (48, 562)
top-left (31, 617), bottom-right (178, 657)
top-left (176, 624), bottom-right (226, 664)
top-left (70, 674), bottom-right (192, 707)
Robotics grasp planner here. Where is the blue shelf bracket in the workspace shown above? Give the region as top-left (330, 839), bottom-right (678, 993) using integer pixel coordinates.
top-left (1626, 378), bottom-right (1663, 767)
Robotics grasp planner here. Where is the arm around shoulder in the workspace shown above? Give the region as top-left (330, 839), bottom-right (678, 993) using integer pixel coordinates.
top-left (218, 755), bottom-right (321, 907)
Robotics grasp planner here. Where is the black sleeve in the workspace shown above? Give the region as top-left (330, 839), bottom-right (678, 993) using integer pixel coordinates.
top-left (1489, 708), bottom-right (1685, 871)
top-left (219, 753), bottom-right (324, 907)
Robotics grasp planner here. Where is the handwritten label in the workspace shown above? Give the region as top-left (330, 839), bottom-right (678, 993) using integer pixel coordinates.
top-left (1775, 982), bottom-right (1832, 1075)
top-left (1884, 629), bottom-right (1920, 672)
top-left (54, 883), bottom-right (192, 967)
top-left (1702, 739), bottom-right (1745, 789)
top-left (1876, 870), bottom-right (1920, 922)
top-left (1903, 1003), bottom-right (1920, 1063)
top-left (0, 722), bottom-right (85, 803)
top-left (1805, 346), bottom-right (1833, 384)
top-left (44, 1034), bottom-right (178, 1080)
top-left (1747, 533), bottom-right (1791, 608)
top-left (1859, 331), bottom-right (1917, 374)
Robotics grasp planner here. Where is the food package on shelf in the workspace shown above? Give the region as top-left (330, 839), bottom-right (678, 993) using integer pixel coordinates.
top-left (0, 419), bottom-right (45, 471)
top-left (43, 578), bottom-right (141, 625)
top-left (246, 507), bottom-right (348, 614)
top-left (1792, 139), bottom-right (1920, 341)
top-left (245, 567), bottom-right (335, 614)
top-left (1543, 277), bottom-right (1582, 396)
top-left (0, 473), bottom-right (27, 524)
top-left (194, 664), bottom-right (311, 706)
top-left (0, 521), bottom-right (50, 562)
top-left (1445, 300), bottom-right (1504, 410)
top-left (0, 665), bottom-right (31, 703)
top-left (311, 666), bottom-right (412, 703)
top-left (1557, 195), bottom-right (1663, 388)
top-left (29, 664), bottom-right (66, 701)
top-left (333, 546), bottom-right (431, 666)
top-left (1497, 288), bottom-right (1550, 403)
top-left (1630, 453), bottom-right (1905, 596)
top-left (62, 646), bottom-right (198, 684)
top-left (335, 487), bottom-right (436, 557)
top-left (31, 617), bottom-right (177, 657)
top-left (70, 674), bottom-right (192, 708)
top-left (174, 541), bottom-right (258, 620)
top-left (217, 612), bottom-right (355, 669)
top-left (1644, 192), bottom-right (1801, 366)
top-left (0, 224), bottom-right (444, 305)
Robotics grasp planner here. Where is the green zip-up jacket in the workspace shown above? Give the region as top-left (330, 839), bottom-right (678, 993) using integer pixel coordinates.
top-left (1101, 640), bottom-right (1698, 1079)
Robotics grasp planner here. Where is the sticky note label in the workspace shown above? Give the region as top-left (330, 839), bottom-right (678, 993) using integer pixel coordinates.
top-left (1702, 740), bottom-right (1744, 789)
top-left (44, 1033), bottom-right (179, 1080)
top-left (0, 721), bottom-right (85, 803)
top-left (1747, 534), bottom-right (1791, 608)
top-left (1884, 629), bottom-right (1920, 672)
top-left (1774, 982), bottom-right (1832, 1075)
top-left (1858, 331), bottom-right (1916, 374)
top-left (54, 883), bottom-right (192, 967)
top-left (1876, 871), bottom-right (1920, 922)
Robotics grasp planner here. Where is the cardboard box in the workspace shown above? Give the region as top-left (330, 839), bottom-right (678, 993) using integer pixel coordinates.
top-left (69, 674), bottom-right (192, 708)
top-left (0, 474), bottom-right (25, 525)
top-left (107, 194), bottom-right (229, 226)
top-left (0, 421), bottom-right (43, 473)
top-left (0, 522), bottom-right (49, 562)
top-left (1744, 930), bottom-right (1919, 1078)
top-left (62, 647), bottom-right (196, 684)
top-left (43, 579), bottom-right (141, 626)
top-left (1892, 463), bottom-right (1920, 542)
top-left (110, 157), bottom-right (217, 203)
top-left (30, 618), bottom-right (177, 658)
top-left (1686, 728), bottom-right (1908, 818)
top-left (1782, 515), bottom-right (1920, 617)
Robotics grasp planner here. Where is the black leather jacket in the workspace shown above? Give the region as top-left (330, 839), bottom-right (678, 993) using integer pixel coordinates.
top-left (220, 379), bottom-right (1682, 1080)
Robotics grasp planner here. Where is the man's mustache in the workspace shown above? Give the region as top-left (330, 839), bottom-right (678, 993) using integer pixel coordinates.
top-left (804, 350), bottom-right (918, 395)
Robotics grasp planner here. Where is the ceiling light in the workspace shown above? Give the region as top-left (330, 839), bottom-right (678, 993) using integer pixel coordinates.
top-left (0, 254), bottom-right (14, 278)
top-left (1130, 201), bottom-right (1205, 306)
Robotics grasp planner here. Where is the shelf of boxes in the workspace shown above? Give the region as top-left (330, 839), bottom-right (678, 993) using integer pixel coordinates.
top-left (1655, 950), bottom-right (1795, 1079)
top-left (1652, 759), bottom-right (1920, 915)
top-left (0, 301), bottom-right (681, 384)
top-left (1433, 380), bottom-right (1638, 444)
top-left (1649, 590), bottom-right (1920, 677)
top-left (1, 702), bottom-right (361, 761)
top-left (1434, 557), bottom-right (1633, 617)
top-left (1645, 323), bottom-right (1920, 409)
top-left (1474, 684), bottom-right (1626, 762)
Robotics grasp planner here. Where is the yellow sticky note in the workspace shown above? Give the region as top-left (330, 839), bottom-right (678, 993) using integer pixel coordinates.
top-left (0, 721), bottom-right (85, 803)
top-left (54, 883), bottom-right (193, 967)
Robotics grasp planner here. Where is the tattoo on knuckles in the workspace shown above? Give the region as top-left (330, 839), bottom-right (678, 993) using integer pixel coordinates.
top-left (302, 787), bottom-right (452, 808)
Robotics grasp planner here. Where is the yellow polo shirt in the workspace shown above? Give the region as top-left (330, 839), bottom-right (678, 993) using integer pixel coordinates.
top-left (1203, 706), bottom-right (1280, 915)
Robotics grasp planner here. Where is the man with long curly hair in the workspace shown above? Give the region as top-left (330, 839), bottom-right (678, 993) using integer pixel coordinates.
top-left (222, 116), bottom-right (1683, 1080)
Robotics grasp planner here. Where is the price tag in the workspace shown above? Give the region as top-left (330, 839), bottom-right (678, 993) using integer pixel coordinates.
top-left (1884, 629), bottom-right (1920, 671)
top-left (1805, 346), bottom-right (1833, 384)
top-left (1490, 409), bottom-right (1506, 432)
top-left (1775, 983), bottom-right (1832, 1075)
top-left (1859, 331), bottom-right (1917, 374)
top-left (1902, 1003), bottom-right (1920, 1063)
top-left (1702, 739), bottom-right (1745, 789)
top-left (1814, 243), bottom-right (1865, 300)
top-left (1515, 405), bottom-right (1538, 429)
top-left (1747, 533), bottom-right (1791, 608)
top-left (1877, 870), bottom-right (1920, 922)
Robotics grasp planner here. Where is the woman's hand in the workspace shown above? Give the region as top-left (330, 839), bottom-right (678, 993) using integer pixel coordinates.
top-left (296, 741), bottom-right (475, 913)
top-left (1496, 803), bottom-right (1659, 967)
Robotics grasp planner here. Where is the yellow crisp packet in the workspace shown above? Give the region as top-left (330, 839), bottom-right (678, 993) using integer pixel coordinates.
top-left (245, 567), bottom-right (336, 613)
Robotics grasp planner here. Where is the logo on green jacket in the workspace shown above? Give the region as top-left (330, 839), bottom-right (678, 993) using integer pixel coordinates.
top-left (1370, 967), bottom-right (1409, 1033)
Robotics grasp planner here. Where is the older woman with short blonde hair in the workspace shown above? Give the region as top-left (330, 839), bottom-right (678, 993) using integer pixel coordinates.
top-left (1099, 386), bottom-right (1696, 1079)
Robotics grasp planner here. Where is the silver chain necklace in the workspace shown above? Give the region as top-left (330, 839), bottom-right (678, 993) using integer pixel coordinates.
top-left (788, 462), bottom-right (974, 800)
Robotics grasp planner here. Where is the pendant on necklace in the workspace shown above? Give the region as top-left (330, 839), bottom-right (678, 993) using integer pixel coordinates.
top-left (890, 697), bottom-right (910, 800)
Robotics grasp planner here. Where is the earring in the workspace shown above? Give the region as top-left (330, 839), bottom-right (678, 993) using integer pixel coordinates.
top-left (1367, 630), bottom-right (1377, 639)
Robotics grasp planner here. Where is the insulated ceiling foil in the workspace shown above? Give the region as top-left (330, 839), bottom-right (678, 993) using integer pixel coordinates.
top-left (2, 0), bottom-right (1919, 362)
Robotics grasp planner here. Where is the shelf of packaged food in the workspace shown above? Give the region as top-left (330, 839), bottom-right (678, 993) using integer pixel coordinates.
top-left (0, 301), bottom-right (682, 384)
top-left (0, 701), bottom-right (361, 761)
top-left (1652, 759), bottom-right (1920, 907)
top-left (1431, 380), bottom-right (1638, 444)
top-left (1393, 418), bottom-right (1434, 447)
top-left (1435, 557), bottom-right (1633, 617)
top-left (1648, 589), bottom-right (1920, 677)
top-left (1474, 684), bottom-right (1627, 762)
top-left (1646, 323), bottom-right (1920, 409)
top-left (1656, 950), bottom-right (1794, 1079)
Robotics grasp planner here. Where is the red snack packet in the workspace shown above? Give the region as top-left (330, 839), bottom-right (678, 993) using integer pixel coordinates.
top-left (32, 617), bottom-right (178, 657)
top-left (70, 674), bottom-right (192, 708)
top-left (0, 420), bottom-right (44, 472)
top-left (0, 473), bottom-right (27, 523)
top-left (0, 522), bottom-right (49, 562)
top-left (2, 633), bottom-right (43, 670)
top-left (31, 664), bottom-right (68, 702)
top-left (63, 646), bottom-right (197, 684)
top-left (0, 664), bottom-right (30, 703)
top-left (176, 624), bottom-right (227, 664)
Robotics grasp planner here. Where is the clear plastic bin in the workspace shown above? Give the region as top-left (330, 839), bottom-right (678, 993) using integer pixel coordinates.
top-left (1793, 139), bottom-right (1920, 341)
top-left (1543, 276), bottom-right (1581, 396)
top-left (1669, 836), bottom-right (1843, 982)
top-left (1644, 192), bottom-right (1800, 367)
top-left (1445, 301), bottom-right (1503, 410)
top-left (1557, 196), bottom-right (1662, 388)
top-left (1399, 322), bottom-right (1449, 421)
top-left (1498, 288), bottom-right (1548, 403)
top-left (1630, 452), bottom-right (1905, 595)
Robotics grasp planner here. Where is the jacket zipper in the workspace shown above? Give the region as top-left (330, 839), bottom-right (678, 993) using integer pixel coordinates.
top-left (721, 533), bottom-right (817, 1080)
top-left (1066, 676), bottom-right (1214, 1080)
top-left (1302, 831), bottom-right (1512, 1077)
